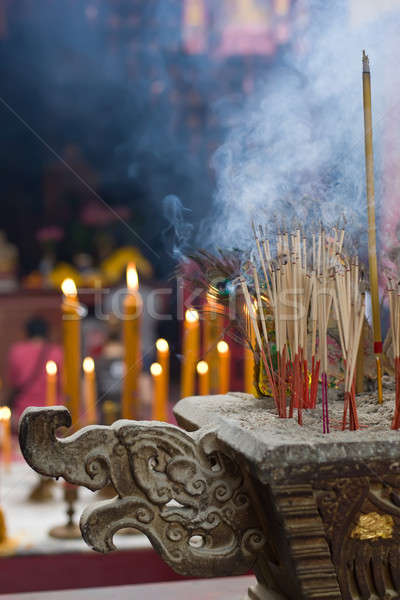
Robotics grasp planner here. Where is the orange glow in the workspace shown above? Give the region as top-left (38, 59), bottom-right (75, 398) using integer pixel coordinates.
top-left (83, 357), bottom-right (95, 374)
top-left (46, 360), bottom-right (58, 376)
top-left (150, 362), bottom-right (163, 377)
top-left (185, 308), bottom-right (199, 323)
top-left (0, 406), bottom-right (11, 421)
top-left (126, 263), bottom-right (139, 291)
top-left (196, 360), bottom-right (209, 375)
top-left (156, 338), bottom-right (169, 353)
top-left (217, 341), bottom-right (229, 355)
top-left (61, 278), bottom-right (77, 298)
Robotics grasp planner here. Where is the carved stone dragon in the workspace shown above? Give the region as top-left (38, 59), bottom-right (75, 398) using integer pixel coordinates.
top-left (19, 406), bottom-right (266, 579)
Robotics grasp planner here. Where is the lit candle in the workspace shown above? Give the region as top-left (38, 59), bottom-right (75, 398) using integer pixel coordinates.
top-left (83, 357), bottom-right (97, 425)
top-left (217, 340), bottom-right (230, 394)
top-left (156, 338), bottom-right (169, 407)
top-left (181, 308), bottom-right (200, 398)
top-left (0, 407), bottom-right (11, 470)
top-left (196, 360), bottom-right (210, 395)
top-left (122, 263), bottom-right (141, 419)
top-left (61, 278), bottom-right (81, 428)
top-left (45, 360), bottom-right (58, 406)
top-left (203, 292), bottom-right (223, 393)
top-left (150, 363), bottom-right (167, 421)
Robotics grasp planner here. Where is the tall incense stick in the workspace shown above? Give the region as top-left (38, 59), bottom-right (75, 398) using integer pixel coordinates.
top-left (362, 50), bottom-right (383, 403)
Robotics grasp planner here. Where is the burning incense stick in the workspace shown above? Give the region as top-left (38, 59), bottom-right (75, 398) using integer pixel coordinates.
top-left (387, 278), bottom-right (400, 429)
top-left (242, 223), bottom-right (371, 432)
top-left (362, 50), bottom-right (383, 403)
top-left (334, 259), bottom-right (365, 430)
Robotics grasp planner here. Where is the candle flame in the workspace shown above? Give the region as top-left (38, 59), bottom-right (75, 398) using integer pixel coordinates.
top-left (0, 406), bottom-right (11, 421)
top-left (150, 362), bottom-right (162, 377)
top-left (83, 356), bottom-right (95, 374)
top-left (156, 338), bottom-right (169, 353)
top-left (61, 278), bottom-right (77, 298)
top-left (46, 360), bottom-right (58, 376)
top-left (185, 308), bottom-right (199, 323)
top-left (196, 360), bottom-right (209, 375)
top-left (126, 263), bottom-right (139, 291)
top-left (217, 340), bottom-right (229, 354)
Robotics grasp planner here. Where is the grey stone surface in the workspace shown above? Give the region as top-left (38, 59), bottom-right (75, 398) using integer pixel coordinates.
top-left (174, 391), bottom-right (400, 484)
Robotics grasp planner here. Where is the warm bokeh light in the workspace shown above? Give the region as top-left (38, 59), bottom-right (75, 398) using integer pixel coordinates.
top-left (217, 340), bottom-right (229, 354)
top-left (196, 360), bottom-right (209, 375)
top-left (185, 308), bottom-right (199, 323)
top-left (150, 362), bottom-right (163, 377)
top-left (83, 357), bottom-right (95, 374)
top-left (156, 338), bottom-right (169, 353)
top-left (61, 277), bottom-right (77, 297)
top-left (46, 360), bottom-right (58, 376)
top-left (0, 406), bottom-right (11, 421)
top-left (126, 262), bottom-right (139, 291)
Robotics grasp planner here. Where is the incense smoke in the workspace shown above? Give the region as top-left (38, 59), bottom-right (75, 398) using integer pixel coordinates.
top-left (202, 3), bottom-right (400, 262)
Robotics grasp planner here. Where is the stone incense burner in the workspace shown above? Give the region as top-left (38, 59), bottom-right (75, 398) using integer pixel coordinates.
top-left (19, 392), bottom-right (400, 600)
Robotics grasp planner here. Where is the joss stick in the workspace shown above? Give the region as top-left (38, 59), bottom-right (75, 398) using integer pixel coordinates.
top-left (334, 260), bottom-right (364, 430)
top-left (317, 270), bottom-right (332, 433)
top-left (388, 279), bottom-right (400, 429)
top-left (362, 50), bottom-right (383, 403)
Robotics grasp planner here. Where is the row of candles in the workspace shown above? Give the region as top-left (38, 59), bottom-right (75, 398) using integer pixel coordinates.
top-left (60, 264), bottom-right (252, 426)
top-left (0, 264), bottom-right (250, 466)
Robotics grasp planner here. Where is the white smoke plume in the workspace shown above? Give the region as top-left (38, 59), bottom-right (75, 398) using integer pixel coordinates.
top-left (202, 2), bottom-right (400, 259)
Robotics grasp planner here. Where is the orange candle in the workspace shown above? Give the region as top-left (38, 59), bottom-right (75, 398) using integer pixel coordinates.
top-left (217, 341), bottom-right (230, 394)
top-left (45, 360), bottom-right (58, 406)
top-left (196, 360), bottom-right (210, 395)
top-left (122, 263), bottom-right (141, 419)
top-left (244, 346), bottom-right (256, 395)
top-left (156, 338), bottom-right (169, 404)
top-left (181, 308), bottom-right (200, 398)
top-left (83, 357), bottom-right (97, 425)
top-left (150, 363), bottom-right (167, 421)
top-left (0, 407), bottom-right (11, 470)
top-left (203, 293), bottom-right (223, 393)
top-left (244, 303), bottom-right (257, 395)
top-left (61, 278), bottom-right (81, 428)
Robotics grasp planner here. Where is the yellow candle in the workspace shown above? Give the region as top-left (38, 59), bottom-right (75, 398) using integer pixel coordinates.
top-left (61, 278), bottom-right (81, 428)
top-left (122, 263), bottom-right (141, 419)
top-left (243, 303), bottom-right (257, 395)
top-left (45, 360), bottom-right (58, 406)
top-left (196, 360), bottom-right (210, 395)
top-left (181, 308), bottom-right (200, 398)
top-left (0, 407), bottom-right (11, 470)
top-left (203, 293), bottom-right (223, 393)
top-left (217, 340), bottom-right (230, 394)
top-left (83, 357), bottom-right (97, 425)
top-left (244, 346), bottom-right (256, 395)
top-left (150, 363), bottom-right (167, 421)
top-left (156, 338), bottom-right (169, 408)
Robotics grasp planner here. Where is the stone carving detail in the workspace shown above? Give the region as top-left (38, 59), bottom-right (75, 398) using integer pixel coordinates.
top-left (19, 406), bottom-right (265, 577)
top-left (315, 476), bottom-right (400, 599)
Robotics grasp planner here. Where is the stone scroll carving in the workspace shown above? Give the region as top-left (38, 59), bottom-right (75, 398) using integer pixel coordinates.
top-left (19, 406), bottom-right (265, 577)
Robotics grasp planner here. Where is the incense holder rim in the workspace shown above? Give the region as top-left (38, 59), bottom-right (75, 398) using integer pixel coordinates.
top-left (174, 392), bottom-right (400, 484)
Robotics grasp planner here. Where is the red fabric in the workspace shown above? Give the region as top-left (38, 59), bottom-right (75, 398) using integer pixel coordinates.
top-left (0, 549), bottom-right (186, 594)
top-left (6, 341), bottom-right (63, 421)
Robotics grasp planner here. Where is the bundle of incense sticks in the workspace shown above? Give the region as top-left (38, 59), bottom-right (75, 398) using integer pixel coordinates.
top-left (387, 278), bottom-right (400, 429)
top-left (333, 257), bottom-right (365, 430)
top-left (241, 224), bottom-right (353, 432)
